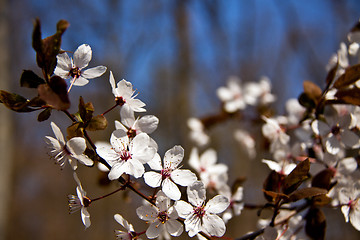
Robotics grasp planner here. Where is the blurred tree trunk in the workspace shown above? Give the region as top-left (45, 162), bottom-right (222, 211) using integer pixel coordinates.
top-left (0, 0), bottom-right (14, 238)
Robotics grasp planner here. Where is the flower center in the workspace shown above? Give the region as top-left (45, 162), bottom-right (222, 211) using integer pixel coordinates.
top-left (115, 96), bottom-right (126, 106)
top-left (331, 124), bottom-right (341, 135)
top-left (120, 150), bottom-right (132, 161)
top-left (194, 205), bottom-right (206, 219)
top-left (83, 196), bottom-right (92, 207)
top-left (161, 168), bottom-right (172, 180)
top-left (69, 67), bottom-right (81, 79)
top-left (157, 211), bottom-right (168, 224)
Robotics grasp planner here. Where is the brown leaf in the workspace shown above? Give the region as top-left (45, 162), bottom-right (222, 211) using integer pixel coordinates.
top-left (303, 81), bottom-right (322, 103)
top-left (37, 107), bottom-right (52, 122)
top-left (87, 115), bottom-right (108, 131)
top-left (78, 96), bottom-right (94, 123)
top-left (0, 90), bottom-right (39, 112)
top-left (283, 158), bottom-right (310, 195)
top-left (311, 194), bottom-right (332, 207)
top-left (67, 122), bottom-right (84, 139)
top-left (333, 64), bottom-right (360, 89)
top-left (288, 187), bottom-right (327, 202)
top-left (262, 190), bottom-right (289, 202)
top-left (305, 208), bottom-right (326, 240)
top-left (38, 76), bottom-right (70, 110)
top-left (263, 171), bottom-right (283, 202)
top-left (335, 87), bottom-right (360, 106)
top-left (20, 70), bottom-right (45, 88)
top-left (311, 168), bottom-right (335, 190)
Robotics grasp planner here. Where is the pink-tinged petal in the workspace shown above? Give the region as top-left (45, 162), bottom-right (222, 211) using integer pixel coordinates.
top-left (144, 171), bottom-right (162, 188)
top-left (55, 52), bottom-right (72, 71)
top-left (127, 98), bottom-right (146, 112)
top-left (166, 219), bottom-right (183, 236)
top-left (108, 163), bottom-right (126, 180)
top-left (66, 137), bottom-right (86, 155)
top-left (114, 214), bottom-right (135, 232)
top-left (174, 200), bottom-right (193, 218)
top-left (147, 153), bottom-right (163, 171)
top-left (164, 145), bottom-right (184, 169)
top-left (137, 115), bottom-right (159, 134)
top-left (50, 122), bottom-right (65, 145)
top-left (205, 195), bottom-right (230, 214)
top-left (73, 44), bottom-right (92, 69)
top-left (146, 221), bottom-right (163, 239)
top-left (187, 181), bottom-right (206, 206)
top-left (81, 207), bottom-right (91, 229)
top-left (82, 66), bottom-right (107, 79)
top-left (202, 214), bottom-right (226, 237)
top-left (341, 130), bottom-right (360, 148)
top-left (126, 159), bottom-right (145, 178)
top-left (73, 76), bottom-right (89, 86)
top-left (171, 169), bottom-right (197, 186)
top-left (162, 178), bottom-right (181, 200)
top-left (325, 135), bottom-right (341, 155)
top-left (136, 205), bottom-right (158, 221)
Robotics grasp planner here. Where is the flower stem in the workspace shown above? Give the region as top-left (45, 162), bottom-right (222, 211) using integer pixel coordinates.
top-left (91, 186), bottom-right (125, 202)
top-left (102, 102), bottom-right (119, 116)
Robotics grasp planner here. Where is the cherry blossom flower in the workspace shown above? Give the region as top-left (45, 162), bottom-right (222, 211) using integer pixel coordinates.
top-left (68, 172), bottom-right (91, 229)
top-left (143, 145), bottom-right (197, 200)
top-left (136, 191), bottom-right (183, 238)
top-left (45, 122), bottom-right (93, 170)
top-left (115, 107), bottom-right (159, 139)
top-left (234, 129), bottom-right (256, 159)
top-left (189, 147), bottom-right (228, 190)
top-left (216, 76), bottom-right (246, 113)
top-left (262, 116), bottom-right (290, 153)
top-left (54, 44), bottom-right (107, 91)
top-left (187, 118), bottom-right (209, 147)
top-left (311, 113), bottom-right (359, 155)
top-left (338, 181), bottom-right (360, 231)
top-left (114, 214), bottom-right (139, 240)
top-left (109, 71), bottom-right (146, 113)
top-left (175, 181), bottom-right (229, 237)
top-left (218, 184), bottom-right (244, 223)
top-left (262, 159), bottom-right (296, 176)
top-left (96, 132), bottom-right (156, 180)
top-left (243, 76), bottom-right (276, 106)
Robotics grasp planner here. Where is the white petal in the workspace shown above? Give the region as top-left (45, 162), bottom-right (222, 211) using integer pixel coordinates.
top-left (187, 181), bottom-right (206, 206)
top-left (126, 159), bottom-right (145, 178)
top-left (81, 207), bottom-right (91, 229)
top-left (137, 115), bottom-right (159, 134)
top-left (164, 145), bottom-right (184, 169)
top-left (162, 178), bottom-right (181, 200)
top-left (171, 169), bottom-right (197, 186)
top-left (66, 137), bottom-right (86, 155)
top-left (82, 66), bottom-right (107, 79)
top-left (114, 214), bottom-right (134, 232)
top-left (202, 214), bottom-right (226, 237)
top-left (50, 122), bottom-right (65, 145)
top-left (312, 120), bottom-right (330, 136)
top-left (73, 154), bottom-right (93, 167)
top-left (349, 209), bottom-right (360, 231)
top-left (174, 200), bottom-right (193, 218)
top-left (73, 44), bottom-right (92, 69)
top-left (188, 147), bottom-right (200, 171)
top-left (56, 52), bottom-right (72, 71)
top-left (326, 135), bottom-right (341, 155)
top-left (166, 219), bottom-right (183, 237)
top-left (136, 205), bottom-right (158, 221)
top-left (341, 130), bottom-right (360, 148)
top-left (146, 221), bottom-right (162, 239)
top-left (205, 195), bottom-right (229, 214)
top-left (144, 171), bottom-right (162, 188)
top-left (44, 136), bottom-right (62, 153)
top-left (108, 163), bottom-right (126, 180)
top-left (73, 76), bottom-right (89, 86)
top-left (199, 148), bottom-right (217, 168)
top-left (147, 153), bottom-right (163, 171)
top-left (127, 98), bottom-right (146, 112)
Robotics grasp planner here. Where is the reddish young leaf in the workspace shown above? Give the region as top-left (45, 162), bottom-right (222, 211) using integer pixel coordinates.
top-left (311, 168), bottom-right (335, 190)
top-left (303, 81), bottom-right (322, 103)
top-left (288, 187), bottom-right (327, 202)
top-left (20, 70), bottom-right (45, 88)
top-left (0, 90), bottom-right (39, 112)
top-left (87, 115), bottom-right (108, 131)
top-left (37, 76), bottom-right (70, 110)
top-left (335, 87), bottom-right (360, 106)
top-left (263, 170), bottom-right (283, 202)
top-left (311, 194), bottom-right (332, 207)
top-left (283, 158), bottom-right (310, 195)
top-left (333, 64), bottom-right (360, 89)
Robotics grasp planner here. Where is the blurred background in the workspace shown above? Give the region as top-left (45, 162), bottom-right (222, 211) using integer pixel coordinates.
top-left (1, 0), bottom-right (360, 239)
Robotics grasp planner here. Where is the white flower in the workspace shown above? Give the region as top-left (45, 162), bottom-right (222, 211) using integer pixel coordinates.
top-left (45, 122), bottom-right (93, 170)
top-left (114, 214), bottom-right (139, 240)
top-left (115, 107), bottom-right (159, 139)
top-left (338, 181), bottom-right (360, 231)
top-left (187, 118), bottom-right (209, 147)
top-left (218, 184), bottom-right (244, 223)
top-left (234, 129), bottom-right (256, 159)
top-left (311, 113), bottom-right (359, 155)
top-left (189, 147), bottom-right (228, 190)
top-left (175, 181), bottom-right (229, 237)
top-left (216, 76), bottom-right (246, 113)
top-left (262, 116), bottom-right (290, 153)
top-left (68, 172), bottom-right (91, 229)
top-left (243, 76), bottom-right (276, 106)
top-left (54, 44), bottom-right (107, 91)
top-left (136, 191), bottom-right (183, 238)
top-left (96, 132), bottom-right (156, 180)
top-left (144, 146), bottom-right (197, 200)
top-left (262, 159), bottom-right (296, 176)
top-left (109, 71), bottom-right (146, 112)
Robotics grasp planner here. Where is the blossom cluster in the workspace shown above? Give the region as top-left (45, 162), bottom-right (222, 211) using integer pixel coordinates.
top-left (2, 18), bottom-right (360, 240)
